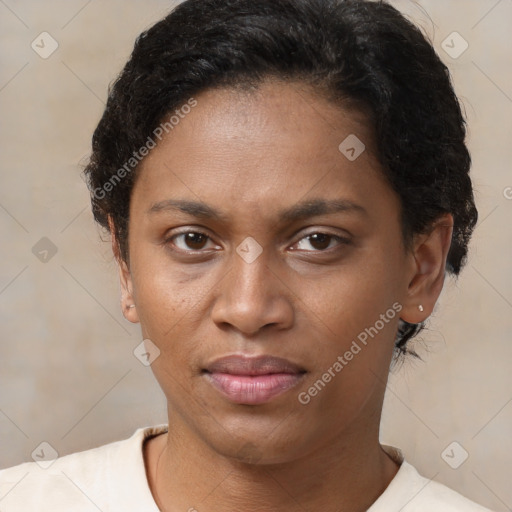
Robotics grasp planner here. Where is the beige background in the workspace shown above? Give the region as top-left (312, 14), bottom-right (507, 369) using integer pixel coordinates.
top-left (0, 0), bottom-right (511, 510)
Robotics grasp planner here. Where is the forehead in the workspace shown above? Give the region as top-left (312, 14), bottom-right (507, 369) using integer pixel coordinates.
top-left (131, 80), bottom-right (391, 221)
top-left (161, 80), bottom-right (375, 160)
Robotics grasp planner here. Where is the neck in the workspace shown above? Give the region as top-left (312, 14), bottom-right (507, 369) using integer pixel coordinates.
top-left (145, 415), bottom-right (400, 512)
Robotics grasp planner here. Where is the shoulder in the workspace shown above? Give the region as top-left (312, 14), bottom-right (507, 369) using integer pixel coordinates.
top-left (0, 425), bottom-right (167, 512)
top-left (403, 463), bottom-right (494, 511)
top-left (0, 440), bottom-right (119, 511)
top-left (371, 448), bottom-right (495, 512)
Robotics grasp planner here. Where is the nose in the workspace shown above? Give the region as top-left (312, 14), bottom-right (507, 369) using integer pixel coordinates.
top-left (210, 246), bottom-right (294, 336)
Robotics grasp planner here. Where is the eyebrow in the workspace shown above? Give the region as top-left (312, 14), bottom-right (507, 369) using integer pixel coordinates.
top-left (147, 198), bottom-right (367, 223)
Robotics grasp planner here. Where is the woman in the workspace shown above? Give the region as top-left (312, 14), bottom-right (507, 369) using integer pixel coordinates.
top-left (0, 0), bottom-right (495, 510)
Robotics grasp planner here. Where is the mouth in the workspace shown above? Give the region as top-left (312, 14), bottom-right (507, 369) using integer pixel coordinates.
top-left (203, 354), bottom-right (307, 405)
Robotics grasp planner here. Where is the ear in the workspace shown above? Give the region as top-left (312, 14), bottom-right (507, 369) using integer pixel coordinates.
top-left (108, 216), bottom-right (139, 324)
top-left (400, 213), bottom-right (454, 324)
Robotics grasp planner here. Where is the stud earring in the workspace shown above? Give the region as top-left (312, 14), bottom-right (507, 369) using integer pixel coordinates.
top-left (418, 304), bottom-right (424, 312)
top-left (127, 304), bottom-right (136, 309)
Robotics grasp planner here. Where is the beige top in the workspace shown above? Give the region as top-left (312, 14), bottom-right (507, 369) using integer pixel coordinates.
top-left (0, 424), bottom-right (494, 511)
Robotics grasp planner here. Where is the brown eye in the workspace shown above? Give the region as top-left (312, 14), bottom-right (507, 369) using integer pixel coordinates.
top-left (183, 233), bottom-right (208, 250)
top-left (170, 231), bottom-right (216, 252)
top-left (294, 232), bottom-right (350, 252)
top-left (307, 233), bottom-right (331, 250)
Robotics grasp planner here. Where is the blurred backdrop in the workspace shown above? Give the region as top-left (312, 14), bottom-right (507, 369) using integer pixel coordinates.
top-left (0, 1), bottom-right (511, 510)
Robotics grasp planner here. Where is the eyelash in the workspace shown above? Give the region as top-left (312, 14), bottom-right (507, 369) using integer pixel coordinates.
top-left (165, 229), bottom-right (351, 255)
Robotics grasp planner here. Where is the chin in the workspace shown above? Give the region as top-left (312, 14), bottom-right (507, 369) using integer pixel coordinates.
top-left (197, 420), bottom-right (312, 466)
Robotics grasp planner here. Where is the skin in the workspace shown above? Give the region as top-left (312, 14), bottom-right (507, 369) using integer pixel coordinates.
top-left (111, 79), bottom-right (453, 512)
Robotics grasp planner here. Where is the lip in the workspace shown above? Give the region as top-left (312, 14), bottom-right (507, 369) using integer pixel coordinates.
top-left (203, 355), bottom-right (306, 405)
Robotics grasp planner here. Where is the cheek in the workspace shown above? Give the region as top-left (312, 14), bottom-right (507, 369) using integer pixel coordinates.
top-left (128, 258), bottom-right (194, 375)
top-left (131, 261), bottom-right (203, 408)
top-left (295, 280), bottom-right (400, 425)
top-left (292, 245), bottom-right (404, 399)
top-left (128, 249), bottom-right (225, 386)
top-left (130, 246), bottom-right (206, 332)
top-left (300, 250), bottom-right (403, 338)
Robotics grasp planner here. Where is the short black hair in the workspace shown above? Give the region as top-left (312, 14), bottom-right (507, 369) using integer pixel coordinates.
top-left (83, 0), bottom-right (478, 357)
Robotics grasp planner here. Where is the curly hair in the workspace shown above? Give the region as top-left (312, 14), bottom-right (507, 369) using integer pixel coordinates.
top-left (83, 0), bottom-right (478, 357)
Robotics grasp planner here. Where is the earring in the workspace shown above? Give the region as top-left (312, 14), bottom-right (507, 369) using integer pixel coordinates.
top-left (418, 304), bottom-right (424, 312)
top-left (127, 304), bottom-right (136, 309)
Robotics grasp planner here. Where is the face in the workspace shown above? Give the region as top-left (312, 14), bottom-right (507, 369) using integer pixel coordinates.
top-left (119, 80), bottom-right (422, 463)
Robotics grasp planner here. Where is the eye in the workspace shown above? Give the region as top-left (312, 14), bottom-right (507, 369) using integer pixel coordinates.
top-left (167, 230), bottom-right (219, 252)
top-left (165, 229), bottom-right (350, 255)
top-left (292, 232), bottom-right (350, 252)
